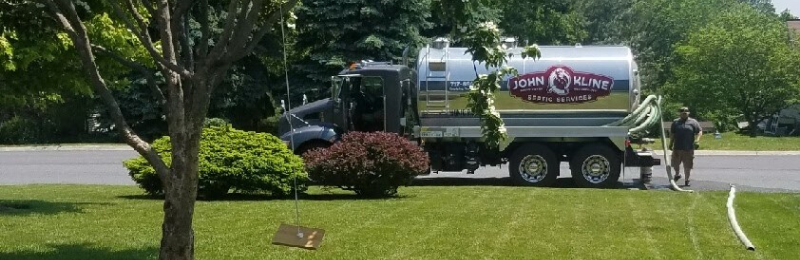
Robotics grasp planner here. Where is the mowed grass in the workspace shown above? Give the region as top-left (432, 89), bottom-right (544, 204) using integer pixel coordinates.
top-left (652, 132), bottom-right (800, 151)
top-left (1, 185), bottom-right (799, 260)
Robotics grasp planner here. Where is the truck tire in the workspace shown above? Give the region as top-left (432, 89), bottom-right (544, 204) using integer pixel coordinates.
top-left (570, 144), bottom-right (621, 188)
top-left (509, 143), bottom-right (559, 187)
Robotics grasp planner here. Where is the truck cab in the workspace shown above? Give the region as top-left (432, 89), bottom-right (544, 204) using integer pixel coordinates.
top-left (278, 62), bottom-right (418, 155)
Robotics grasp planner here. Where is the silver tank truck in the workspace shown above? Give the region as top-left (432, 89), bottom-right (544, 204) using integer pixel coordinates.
top-left (279, 42), bottom-right (661, 188)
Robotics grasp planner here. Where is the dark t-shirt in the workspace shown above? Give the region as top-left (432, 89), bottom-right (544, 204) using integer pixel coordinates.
top-left (671, 118), bottom-right (702, 151)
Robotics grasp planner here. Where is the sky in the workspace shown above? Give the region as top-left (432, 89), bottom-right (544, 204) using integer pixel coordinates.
top-left (772, 0), bottom-right (800, 17)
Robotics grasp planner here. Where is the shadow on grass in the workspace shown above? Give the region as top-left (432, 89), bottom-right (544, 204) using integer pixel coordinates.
top-left (116, 177), bottom-right (642, 202)
top-left (117, 190), bottom-right (411, 202)
top-left (299, 192), bottom-right (413, 201)
top-left (411, 177), bottom-right (638, 190)
top-left (411, 177), bottom-right (513, 187)
top-left (0, 243), bottom-right (156, 260)
top-left (0, 200), bottom-right (108, 216)
top-left (116, 194), bottom-right (164, 201)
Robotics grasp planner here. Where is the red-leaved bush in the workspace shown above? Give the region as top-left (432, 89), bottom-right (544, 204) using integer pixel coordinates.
top-left (303, 131), bottom-right (429, 197)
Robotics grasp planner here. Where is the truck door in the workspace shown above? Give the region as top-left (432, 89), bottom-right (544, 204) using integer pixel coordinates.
top-left (331, 76), bottom-right (349, 130)
top-left (350, 76), bottom-right (386, 132)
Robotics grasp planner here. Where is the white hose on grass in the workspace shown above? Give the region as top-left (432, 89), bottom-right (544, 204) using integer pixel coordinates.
top-left (727, 185), bottom-right (756, 251)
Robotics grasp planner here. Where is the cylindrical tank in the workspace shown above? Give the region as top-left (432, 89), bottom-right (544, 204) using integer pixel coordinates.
top-left (415, 44), bottom-right (642, 124)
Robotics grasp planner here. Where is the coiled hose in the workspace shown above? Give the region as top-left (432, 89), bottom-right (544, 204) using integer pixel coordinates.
top-left (605, 95), bottom-right (660, 135)
top-left (606, 95), bottom-right (693, 192)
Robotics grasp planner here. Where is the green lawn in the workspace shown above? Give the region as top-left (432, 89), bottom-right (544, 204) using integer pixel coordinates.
top-left (1, 185), bottom-right (799, 260)
top-left (650, 132), bottom-right (800, 151)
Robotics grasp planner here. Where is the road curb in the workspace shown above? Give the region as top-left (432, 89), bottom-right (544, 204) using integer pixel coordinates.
top-left (650, 150), bottom-right (800, 156)
top-left (1, 145), bottom-right (799, 155)
top-left (0, 145), bottom-right (133, 152)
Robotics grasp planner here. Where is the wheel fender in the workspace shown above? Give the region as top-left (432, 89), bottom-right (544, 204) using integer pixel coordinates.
top-left (280, 124), bottom-right (340, 152)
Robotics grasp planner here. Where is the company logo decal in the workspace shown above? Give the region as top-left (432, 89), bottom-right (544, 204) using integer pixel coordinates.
top-left (508, 65), bottom-right (614, 104)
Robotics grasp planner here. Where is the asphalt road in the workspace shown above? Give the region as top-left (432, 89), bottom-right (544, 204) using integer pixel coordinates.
top-left (418, 155), bottom-right (800, 193)
top-left (0, 150), bottom-right (139, 185)
top-left (1, 149), bottom-right (799, 193)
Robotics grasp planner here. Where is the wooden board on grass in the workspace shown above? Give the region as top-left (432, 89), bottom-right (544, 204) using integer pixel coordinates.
top-left (272, 223), bottom-right (325, 250)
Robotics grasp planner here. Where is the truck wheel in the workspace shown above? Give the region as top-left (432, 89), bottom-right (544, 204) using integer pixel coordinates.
top-left (509, 143), bottom-right (559, 186)
top-left (570, 144), bottom-right (621, 188)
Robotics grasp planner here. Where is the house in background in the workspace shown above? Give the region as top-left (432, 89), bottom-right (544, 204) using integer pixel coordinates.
top-left (788, 19), bottom-right (800, 40)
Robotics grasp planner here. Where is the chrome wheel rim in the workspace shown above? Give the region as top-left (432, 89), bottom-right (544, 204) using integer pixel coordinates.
top-left (519, 155), bottom-right (548, 183)
top-left (582, 155), bottom-right (611, 184)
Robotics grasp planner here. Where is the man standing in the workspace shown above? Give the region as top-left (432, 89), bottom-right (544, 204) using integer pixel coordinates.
top-left (669, 107), bottom-right (703, 186)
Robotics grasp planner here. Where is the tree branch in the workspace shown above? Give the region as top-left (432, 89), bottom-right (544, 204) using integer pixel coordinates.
top-left (44, 0), bottom-right (170, 181)
top-left (91, 44), bottom-right (168, 108)
top-left (108, 0), bottom-right (193, 78)
top-left (172, 0), bottom-right (195, 23)
top-left (181, 10), bottom-right (194, 70)
top-left (207, 0), bottom-right (243, 62)
top-left (230, 0), bottom-right (299, 61)
top-left (170, 0), bottom-right (196, 69)
top-left (139, 0), bottom-right (157, 17)
top-left (188, 64), bottom-right (231, 132)
top-left (44, 1), bottom-right (78, 39)
top-left (227, 0), bottom-right (264, 55)
top-left (197, 0), bottom-right (210, 61)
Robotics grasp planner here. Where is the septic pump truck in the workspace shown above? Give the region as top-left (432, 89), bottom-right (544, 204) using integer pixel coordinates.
top-left (278, 44), bottom-right (661, 188)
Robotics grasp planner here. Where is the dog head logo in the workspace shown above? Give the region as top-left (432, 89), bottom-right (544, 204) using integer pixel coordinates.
top-left (548, 67), bottom-right (572, 96)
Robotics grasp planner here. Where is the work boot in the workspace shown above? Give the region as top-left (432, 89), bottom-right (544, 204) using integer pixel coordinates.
top-left (685, 180), bottom-right (690, 187)
top-left (674, 174), bottom-right (682, 182)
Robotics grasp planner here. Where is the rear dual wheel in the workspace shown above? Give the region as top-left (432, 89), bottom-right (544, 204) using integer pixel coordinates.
top-left (509, 143), bottom-right (559, 186)
top-left (508, 143), bottom-right (622, 188)
top-left (570, 144), bottom-right (621, 188)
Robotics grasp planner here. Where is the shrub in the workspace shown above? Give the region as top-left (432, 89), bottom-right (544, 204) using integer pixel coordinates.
top-left (0, 116), bottom-right (41, 144)
top-left (203, 117), bottom-right (229, 128)
top-left (303, 131), bottom-right (429, 197)
top-left (123, 125), bottom-right (307, 199)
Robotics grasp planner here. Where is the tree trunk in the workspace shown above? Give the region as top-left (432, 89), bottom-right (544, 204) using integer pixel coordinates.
top-left (44, 2), bottom-right (302, 260)
top-left (159, 126), bottom-right (201, 260)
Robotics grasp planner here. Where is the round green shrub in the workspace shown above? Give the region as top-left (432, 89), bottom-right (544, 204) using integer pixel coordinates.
top-left (123, 125), bottom-right (307, 199)
top-left (303, 131), bottom-right (429, 197)
top-left (0, 116), bottom-right (47, 144)
top-left (203, 117), bottom-right (229, 128)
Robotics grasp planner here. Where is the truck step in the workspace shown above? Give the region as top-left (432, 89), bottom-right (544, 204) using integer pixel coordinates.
top-left (426, 76), bottom-right (448, 79)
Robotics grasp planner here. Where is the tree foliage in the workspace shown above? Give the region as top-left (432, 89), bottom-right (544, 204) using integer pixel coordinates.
top-left (497, 0), bottom-right (586, 45)
top-left (665, 4), bottom-right (800, 134)
top-left (573, 0), bottom-right (634, 44)
top-left (432, 0), bottom-right (543, 150)
top-left (626, 0), bottom-right (740, 93)
top-left (458, 21), bottom-right (541, 149)
top-left (294, 0), bottom-right (432, 86)
top-left (0, 1), bottom-right (148, 112)
top-left (740, 0), bottom-right (776, 14)
top-left (780, 8), bottom-right (798, 21)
